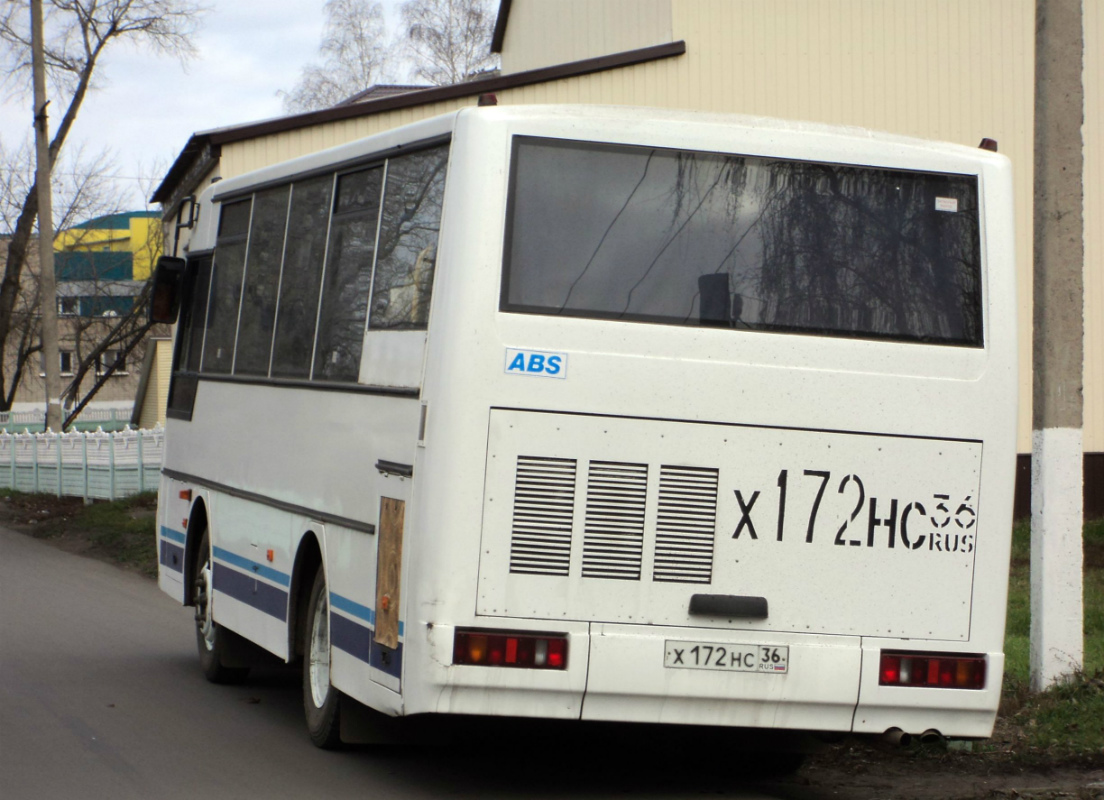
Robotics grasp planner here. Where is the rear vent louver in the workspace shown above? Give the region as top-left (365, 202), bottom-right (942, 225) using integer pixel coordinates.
top-left (508, 456), bottom-right (577, 575)
top-left (581, 461), bottom-right (648, 580)
top-left (652, 465), bottom-right (719, 584)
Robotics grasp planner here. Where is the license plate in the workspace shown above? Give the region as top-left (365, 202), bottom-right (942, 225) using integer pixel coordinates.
top-left (664, 640), bottom-right (789, 674)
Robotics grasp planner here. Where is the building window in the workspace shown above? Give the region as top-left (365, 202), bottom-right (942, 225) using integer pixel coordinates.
top-left (42, 351), bottom-right (74, 376)
top-left (58, 297), bottom-right (78, 316)
top-left (96, 350), bottom-right (127, 376)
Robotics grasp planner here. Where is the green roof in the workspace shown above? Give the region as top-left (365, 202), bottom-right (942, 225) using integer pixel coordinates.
top-left (71, 211), bottom-right (160, 230)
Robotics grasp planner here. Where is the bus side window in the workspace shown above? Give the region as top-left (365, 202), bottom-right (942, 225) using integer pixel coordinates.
top-left (203, 199), bottom-right (252, 374)
top-left (314, 167), bottom-right (384, 382)
top-left (167, 254), bottom-right (212, 417)
top-left (235, 186), bottom-right (290, 376)
top-left (369, 145), bottom-right (449, 331)
top-left (271, 175), bottom-right (334, 380)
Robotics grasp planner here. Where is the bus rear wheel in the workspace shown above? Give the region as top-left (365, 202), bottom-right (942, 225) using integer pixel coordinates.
top-left (193, 530), bottom-right (249, 684)
top-left (303, 564), bottom-right (342, 748)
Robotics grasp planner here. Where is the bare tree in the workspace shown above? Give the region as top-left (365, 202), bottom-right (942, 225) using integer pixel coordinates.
top-left (0, 0), bottom-right (206, 414)
top-left (398, 0), bottom-right (498, 86)
top-left (279, 0), bottom-right (393, 113)
top-left (1, 137), bottom-right (131, 412)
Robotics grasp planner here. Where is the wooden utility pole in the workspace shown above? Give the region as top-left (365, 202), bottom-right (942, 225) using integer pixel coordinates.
top-left (1030, 0), bottom-right (1085, 690)
top-left (31, 0), bottom-right (62, 431)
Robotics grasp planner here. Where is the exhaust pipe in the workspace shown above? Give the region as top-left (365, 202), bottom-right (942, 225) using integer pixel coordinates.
top-left (920, 729), bottom-right (945, 746)
top-left (882, 728), bottom-right (912, 747)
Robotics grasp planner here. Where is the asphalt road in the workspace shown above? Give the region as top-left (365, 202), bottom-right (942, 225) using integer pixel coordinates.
top-left (0, 527), bottom-right (833, 800)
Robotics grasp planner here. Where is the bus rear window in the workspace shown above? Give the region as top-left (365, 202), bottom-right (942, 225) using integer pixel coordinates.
top-left (501, 137), bottom-right (983, 347)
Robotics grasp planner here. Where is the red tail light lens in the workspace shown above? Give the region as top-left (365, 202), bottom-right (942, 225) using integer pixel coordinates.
top-left (879, 651), bottom-right (986, 689)
top-left (453, 629), bottom-right (568, 670)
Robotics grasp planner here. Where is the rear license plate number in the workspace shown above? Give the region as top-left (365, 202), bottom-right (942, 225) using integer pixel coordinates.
top-left (664, 641), bottom-right (789, 673)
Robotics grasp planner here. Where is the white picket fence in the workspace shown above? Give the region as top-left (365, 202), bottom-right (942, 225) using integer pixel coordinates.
top-left (0, 426), bottom-right (164, 501)
top-left (0, 406), bottom-right (132, 433)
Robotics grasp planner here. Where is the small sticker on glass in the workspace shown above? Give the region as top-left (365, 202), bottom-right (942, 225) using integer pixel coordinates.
top-left (935, 197), bottom-right (959, 213)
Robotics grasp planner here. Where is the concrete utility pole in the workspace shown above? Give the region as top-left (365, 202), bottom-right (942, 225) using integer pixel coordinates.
top-left (1030, 0), bottom-right (1084, 691)
top-left (31, 0), bottom-right (63, 432)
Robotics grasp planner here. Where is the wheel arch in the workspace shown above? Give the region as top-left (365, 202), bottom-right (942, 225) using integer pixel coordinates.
top-left (289, 530), bottom-right (323, 662)
top-left (183, 498), bottom-right (209, 606)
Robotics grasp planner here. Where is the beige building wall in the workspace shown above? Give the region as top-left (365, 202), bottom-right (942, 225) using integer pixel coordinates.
top-left (215, 0), bottom-right (1099, 454)
top-left (497, 0), bottom-right (673, 73)
top-left (220, 100), bottom-right (479, 177)
top-left (136, 338), bottom-right (173, 429)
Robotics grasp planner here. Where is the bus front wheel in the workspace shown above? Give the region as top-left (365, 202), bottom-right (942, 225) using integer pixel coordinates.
top-left (193, 530), bottom-right (250, 684)
top-left (303, 564), bottom-right (342, 748)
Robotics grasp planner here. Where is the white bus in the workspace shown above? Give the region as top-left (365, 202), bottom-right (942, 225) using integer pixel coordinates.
top-left (153, 105), bottom-right (1018, 750)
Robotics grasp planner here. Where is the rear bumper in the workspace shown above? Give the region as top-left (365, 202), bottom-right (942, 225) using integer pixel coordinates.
top-left (580, 623), bottom-right (859, 731)
top-left (408, 621), bottom-right (1001, 737)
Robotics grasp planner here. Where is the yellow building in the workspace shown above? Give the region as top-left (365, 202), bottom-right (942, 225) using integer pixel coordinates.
top-left (153, 0), bottom-right (1102, 516)
top-left (54, 210), bottom-right (161, 278)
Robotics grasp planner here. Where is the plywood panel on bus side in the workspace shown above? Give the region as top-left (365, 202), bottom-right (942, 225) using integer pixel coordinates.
top-left (375, 498), bottom-right (404, 649)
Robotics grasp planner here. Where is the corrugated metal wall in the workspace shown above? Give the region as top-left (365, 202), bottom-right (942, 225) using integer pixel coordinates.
top-left (220, 100), bottom-right (473, 177)
top-left (498, 0), bottom-right (673, 73)
top-left (217, 0), bottom-right (1101, 454)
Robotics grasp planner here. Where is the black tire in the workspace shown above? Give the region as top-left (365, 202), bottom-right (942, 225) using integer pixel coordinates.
top-left (303, 564), bottom-right (342, 749)
top-left (193, 530), bottom-right (250, 684)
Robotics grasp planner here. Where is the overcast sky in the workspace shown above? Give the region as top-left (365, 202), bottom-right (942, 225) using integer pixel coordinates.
top-left (1, 0), bottom-right (405, 212)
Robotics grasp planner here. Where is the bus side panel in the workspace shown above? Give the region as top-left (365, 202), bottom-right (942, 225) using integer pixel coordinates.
top-left (207, 491), bottom-right (293, 660)
top-left (403, 622), bottom-right (590, 719)
top-left (156, 474), bottom-right (190, 603)
top-left (325, 519), bottom-right (408, 717)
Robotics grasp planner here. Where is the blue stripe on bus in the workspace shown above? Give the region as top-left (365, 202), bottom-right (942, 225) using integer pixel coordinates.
top-left (331, 613), bottom-right (373, 663)
top-left (212, 546), bottom-right (291, 587)
top-left (329, 593), bottom-right (404, 637)
top-left (330, 592), bottom-right (375, 625)
top-left (329, 611), bottom-right (403, 679)
top-left (160, 526), bottom-right (187, 545)
top-left (213, 563), bottom-right (288, 622)
top-left (159, 540), bottom-right (184, 573)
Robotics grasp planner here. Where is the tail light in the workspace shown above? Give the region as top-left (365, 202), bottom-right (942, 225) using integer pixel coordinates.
top-left (453, 629), bottom-right (568, 670)
top-left (879, 651), bottom-right (986, 689)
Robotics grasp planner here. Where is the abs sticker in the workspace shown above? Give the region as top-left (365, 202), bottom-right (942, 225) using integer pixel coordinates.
top-left (504, 348), bottom-right (567, 379)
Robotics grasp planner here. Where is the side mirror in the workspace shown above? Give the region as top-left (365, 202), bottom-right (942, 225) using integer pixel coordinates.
top-left (150, 256), bottom-right (186, 324)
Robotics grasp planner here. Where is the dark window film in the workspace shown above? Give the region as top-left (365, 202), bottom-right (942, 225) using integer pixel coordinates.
top-left (218, 199), bottom-right (251, 239)
top-left (271, 175), bottom-right (334, 380)
top-left (502, 137), bottom-right (983, 347)
top-left (369, 145), bottom-right (449, 330)
top-left (314, 167), bottom-right (384, 382)
top-left (235, 186), bottom-right (290, 376)
top-left (182, 256), bottom-right (213, 372)
top-left (168, 254), bottom-right (212, 417)
top-left (204, 199), bottom-right (252, 373)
